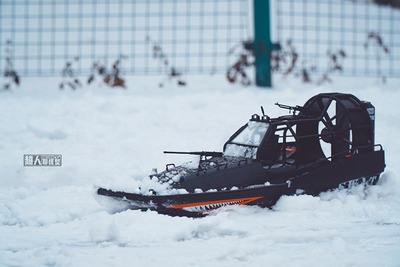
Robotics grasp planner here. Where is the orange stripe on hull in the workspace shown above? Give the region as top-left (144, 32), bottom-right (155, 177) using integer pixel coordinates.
top-left (169, 196), bottom-right (263, 210)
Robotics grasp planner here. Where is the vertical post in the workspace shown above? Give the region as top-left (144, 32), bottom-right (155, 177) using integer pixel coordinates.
top-left (254, 0), bottom-right (272, 87)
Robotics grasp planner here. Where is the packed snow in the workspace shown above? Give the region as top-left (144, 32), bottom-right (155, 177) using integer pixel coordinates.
top-left (1, 74), bottom-right (400, 266)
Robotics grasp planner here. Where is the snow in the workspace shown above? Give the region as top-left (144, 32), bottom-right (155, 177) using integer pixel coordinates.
top-left (1, 74), bottom-right (400, 267)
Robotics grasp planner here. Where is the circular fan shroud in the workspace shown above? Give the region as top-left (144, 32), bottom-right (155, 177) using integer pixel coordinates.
top-left (296, 93), bottom-right (373, 164)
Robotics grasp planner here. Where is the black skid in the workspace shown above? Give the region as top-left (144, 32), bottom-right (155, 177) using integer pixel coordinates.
top-left (97, 183), bottom-right (292, 217)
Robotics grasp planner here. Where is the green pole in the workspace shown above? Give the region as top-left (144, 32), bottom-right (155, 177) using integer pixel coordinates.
top-left (254, 0), bottom-right (272, 87)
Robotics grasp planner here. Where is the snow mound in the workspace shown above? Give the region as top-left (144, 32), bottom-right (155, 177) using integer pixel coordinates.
top-left (1, 76), bottom-right (399, 266)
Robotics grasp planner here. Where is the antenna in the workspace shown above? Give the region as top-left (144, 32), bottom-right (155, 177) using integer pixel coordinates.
top-left (260, 106), bottom-right (270, 122)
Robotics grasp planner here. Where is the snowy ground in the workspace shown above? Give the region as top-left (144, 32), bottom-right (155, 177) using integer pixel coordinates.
top-left (1, 75), bottom-right (400, 267)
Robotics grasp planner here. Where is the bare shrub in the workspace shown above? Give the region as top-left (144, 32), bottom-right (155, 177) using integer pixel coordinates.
top-left (226, 40), bottom-right (254, 86)
top-left (146, 36), bottom-right (186, 87)
top-left (272, 39), bottom-right (348, 85)
top-left (272, 39), bottom-right (316, 83)
top-left (316, 49), bottom-right (347, 85)
top-left (364, 31), bottom-right (390, 82)
top-left (87, 55), bottom-right (127, 88)
top-left (59, 56), bottom-right (82, 90)
top-left (2, 40), bottom-right (20, 90)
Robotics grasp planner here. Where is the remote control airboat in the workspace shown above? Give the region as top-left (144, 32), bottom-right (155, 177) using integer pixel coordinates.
top-left (98, 93), bottom-right (385, 217)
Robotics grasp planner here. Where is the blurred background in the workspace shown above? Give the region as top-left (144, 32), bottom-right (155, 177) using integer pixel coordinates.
top-left (0, 0), bottom-right (399, 88)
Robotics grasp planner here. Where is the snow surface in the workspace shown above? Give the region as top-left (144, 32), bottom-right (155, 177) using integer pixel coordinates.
top-left (1, 75), bottom-right (400, 267)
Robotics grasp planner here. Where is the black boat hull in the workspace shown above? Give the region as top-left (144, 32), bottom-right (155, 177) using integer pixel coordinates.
top-left (98, 149), bottom-right (384, 217)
